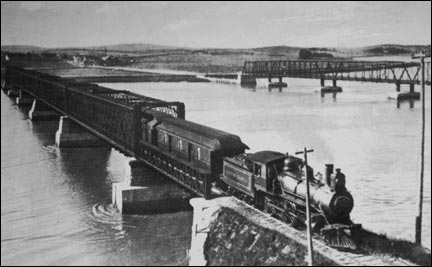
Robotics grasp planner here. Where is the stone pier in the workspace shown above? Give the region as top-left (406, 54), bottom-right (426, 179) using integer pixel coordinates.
top-left (396, 83), bottom-right (420, 102)
top-left (7, 88), bottom-right (20, 97)
top-left (112, 183), bottom-right (192, 214)
top-left (268, 76), bottom-right (288, 89)
top-left (112, 161), bottom-right (193, 214)
top-left (321, 86), bottom-right (342, 98)
top-left (240, 75), bottom-right (257, 87)
top-left (28, 100), bottom-right (60, 121)
top-left (320, 78), bottom-right (342, 97)
top-left (55, 116), bottom-right (107, 147)
top-left (16, 90), bottom-right (34, 106)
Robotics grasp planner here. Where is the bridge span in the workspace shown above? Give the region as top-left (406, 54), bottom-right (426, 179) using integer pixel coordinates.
top-left (240, 60), bottom-right (431, 92)
top-left (1, 66), bottom-right (217, 199)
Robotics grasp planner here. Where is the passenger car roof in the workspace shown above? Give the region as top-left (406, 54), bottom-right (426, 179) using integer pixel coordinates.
top-left (155, 116), bottom-right (249, 155)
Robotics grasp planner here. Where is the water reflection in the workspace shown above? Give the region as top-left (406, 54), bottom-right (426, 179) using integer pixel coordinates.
top-left (320, 94), bottom-right (338, 103)
top-left (397, 99), bottom-right (419, 109)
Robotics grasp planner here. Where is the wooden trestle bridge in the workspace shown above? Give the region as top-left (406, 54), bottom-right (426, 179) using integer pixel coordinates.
top-left (240, 60), bottom-right (431, 90)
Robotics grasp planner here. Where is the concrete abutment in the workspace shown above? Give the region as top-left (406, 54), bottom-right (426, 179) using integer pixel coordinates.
top-left (16, 90), bottom-right (34, 106)
top-left (28, 99), bottom-right (60, 121)
top-left (55, 116), bottom-right (108, 147)
top-left (112, 161), bottom-right (193, 214)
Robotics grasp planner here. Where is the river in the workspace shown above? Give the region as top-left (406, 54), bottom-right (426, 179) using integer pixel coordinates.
top-left (1, 93), bottom-right (192, 266)
top-left (102, 77), bottom-right (431, 249)
top-left (1, 75), bottom-right (430, 265)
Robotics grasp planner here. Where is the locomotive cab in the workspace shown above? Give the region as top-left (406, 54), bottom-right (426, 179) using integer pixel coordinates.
top-left (247, 151), bottom-right (286, 193)
top-left (220, 150), bottom-right (287, 197)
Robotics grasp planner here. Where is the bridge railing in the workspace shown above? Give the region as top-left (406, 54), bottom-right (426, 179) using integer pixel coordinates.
top-left (5, 66), bottom-right (185, 155)
top-left (5, 66), bottom-right (211, 199)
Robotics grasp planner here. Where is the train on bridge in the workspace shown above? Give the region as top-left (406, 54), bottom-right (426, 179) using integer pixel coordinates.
top-left (1, 66), bottom-right (357, 248)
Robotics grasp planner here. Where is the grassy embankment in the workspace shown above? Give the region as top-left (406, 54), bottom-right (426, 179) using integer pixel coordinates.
top-left (205, 208), bottom-right (431, 266)
top-left (0, 53), bottom-right (208, 82)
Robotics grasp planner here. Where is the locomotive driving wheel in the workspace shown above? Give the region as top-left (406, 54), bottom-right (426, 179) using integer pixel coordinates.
top-left (262, 197), bottom-right (303, 228)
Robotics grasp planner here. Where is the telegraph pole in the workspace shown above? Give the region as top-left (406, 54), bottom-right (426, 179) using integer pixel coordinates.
top-left (296, 147), bottom-right (314, 266)
top-left (412, 51), bottom-right (430, 245)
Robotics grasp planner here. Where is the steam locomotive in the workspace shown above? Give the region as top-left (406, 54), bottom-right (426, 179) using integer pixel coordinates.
top-left (138, 110), bottom-right (357, 248)
top-left (220, 151), bottom-right (356, 243)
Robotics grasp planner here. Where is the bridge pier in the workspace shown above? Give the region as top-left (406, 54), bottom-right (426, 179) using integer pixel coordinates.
top-left (55, 116), bottom-right (108, 147)
top-left (320, 76), bottom-right (325, 87)
top-left (16, 90), bottom-right (34, 106)
top-left (112, 161), bottom-right (192, 214)
top-left (6, 88), bottom-right (20, 97)
top-left (268, 76), bottom-right (288, 90)
top-left (396, 84), bottom-right (420, 102)
top-left (28, 100), bottom-right (60, 121)
top-left (332, 79), bottom-right (337, 87)
top-left (240, 75), bottom-right (257, 86)
top-left (321, 86), bottom-right (343, 98)
top-left (396, 82), bottom-right (401, 92)
top-left (112, 183), bottom-right (192, 214)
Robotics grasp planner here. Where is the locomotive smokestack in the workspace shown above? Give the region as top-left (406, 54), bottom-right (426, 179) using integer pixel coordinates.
top-left (325, 164), bottom-right (334, 187)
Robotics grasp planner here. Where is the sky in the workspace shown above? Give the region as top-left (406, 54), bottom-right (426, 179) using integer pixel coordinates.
top-left (1, 1), bottom-right (431, 49)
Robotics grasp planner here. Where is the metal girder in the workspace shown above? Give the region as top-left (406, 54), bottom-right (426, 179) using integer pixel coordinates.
top-left (5, 66), bottom-right (186, 154)
top-left (137, 142), bottom-right (212, 199)
top-left (242, 60), bottom-right (426, 85)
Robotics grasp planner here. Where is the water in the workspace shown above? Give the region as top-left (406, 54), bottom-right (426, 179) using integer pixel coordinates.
top-left (1, 94), bottom-right (192, 266)
top-left (101, 78), bottom-right (431, 249)
top-left (1, 77), bottom-right (430, 266)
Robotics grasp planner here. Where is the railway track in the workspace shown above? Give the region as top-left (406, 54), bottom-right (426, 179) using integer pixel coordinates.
top-left (222, 197), bottom-right (417, 266)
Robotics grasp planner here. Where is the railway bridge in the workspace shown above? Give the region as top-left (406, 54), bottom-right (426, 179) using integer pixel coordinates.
top-left (240, 60), bottom-right (431, 97)
top-left (1, 66), bottom-right (424, 266)
top-left (1, 66), bottom-right (216, 201)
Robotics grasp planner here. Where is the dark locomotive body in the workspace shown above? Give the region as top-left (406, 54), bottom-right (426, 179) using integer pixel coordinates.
top-left (220, 150), bottom-right (355, 232)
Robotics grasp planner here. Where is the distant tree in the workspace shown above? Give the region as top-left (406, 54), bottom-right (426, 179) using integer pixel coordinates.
top-left (299, 49), bottom-right (313, 59)
top-left (367, 47), bottom-right (384, 54)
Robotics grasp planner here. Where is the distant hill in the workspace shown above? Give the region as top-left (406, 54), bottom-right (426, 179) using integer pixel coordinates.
top-left (50, 43), bottom-right (186, 54)
top-left (93, 43), bottom-right (186, 52)
top-left (338, 44), bottom-right (431, 57)
top-left (1, 43), bottom-right (429, 56)
top-left (0, 45), bottom-right (44, 53)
